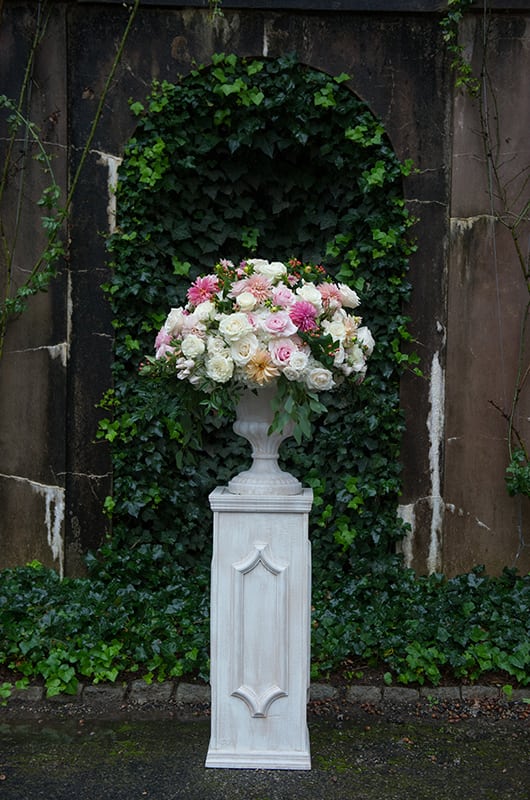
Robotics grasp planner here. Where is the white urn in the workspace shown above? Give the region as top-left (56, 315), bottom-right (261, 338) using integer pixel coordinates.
top-left (227, 385), bottom-right (302, 496)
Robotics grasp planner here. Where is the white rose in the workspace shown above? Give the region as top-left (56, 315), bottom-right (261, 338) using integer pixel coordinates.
top-left (193, 300), bottom-right (216, 321)
top-left (251, 259), bottom-right (288, 282)
top-left (181, 334), bottom-right (206, 359)
top-left (230, 333), bottom-right (259, 365)
top-left (305, 366), bottom-right (335, 392)
top-left (296, 282), bottom-right (323, 309)
top-left (164, 307), bottom-right (186, 336)
top-left (357, 325), bottom-right (375, 356)
top-left (207, 335), bottom-right (229, 354)
top-left (206, 353), bottom-right (234, 383)
top-left (236, 291), bottom-right (257, 312)
top-left (181, 313), bottom-right (206, 337)
top-left (333, 345), bottom-right (346, 366)
top-left (288, 350), bottom-right (309, 373)
top-left (347, 344), bottom-right (367, 372)
top-left (338, 283), bottom-right (361, 309)
top-left (283, 366), bottom-right (301, 381)
top-left (218, 312), bottom-right (253, 342)
top-left (323, 318), bottom-right (347, 342)
top-left (246, 258), bottom-right (269, 270)
top-left (175, 357), bottom-right (195, 379)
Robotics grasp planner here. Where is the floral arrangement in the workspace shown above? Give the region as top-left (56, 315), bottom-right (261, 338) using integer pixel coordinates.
top-left (144, 257), bottom-right (374, 439)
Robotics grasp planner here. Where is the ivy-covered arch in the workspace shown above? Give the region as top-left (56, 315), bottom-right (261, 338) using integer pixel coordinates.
top-left (100, 53), bottom-right (416, 587)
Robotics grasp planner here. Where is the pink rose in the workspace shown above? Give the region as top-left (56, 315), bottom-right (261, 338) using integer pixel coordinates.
top-left (268, 338), bottom-right (297, 366)
top-left (155, 343), bottom-right (175, 359)
top-left (261, 311), bottom-right (298, 337)
top-left (155, 328), bottom-right (172, 350)
top-left (272, 285), bottom-right (296, 308)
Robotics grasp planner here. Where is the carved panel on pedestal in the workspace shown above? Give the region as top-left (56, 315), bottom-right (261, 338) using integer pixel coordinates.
top-left (231, 541), bottom-right (288, 717)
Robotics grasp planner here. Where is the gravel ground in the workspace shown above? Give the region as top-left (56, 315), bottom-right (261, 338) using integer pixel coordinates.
top-left (0, 686), bottom-right (528, 800)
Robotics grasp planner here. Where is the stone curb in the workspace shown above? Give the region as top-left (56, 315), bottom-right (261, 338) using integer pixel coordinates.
top-left (4, 681), bottom-right (529, 708)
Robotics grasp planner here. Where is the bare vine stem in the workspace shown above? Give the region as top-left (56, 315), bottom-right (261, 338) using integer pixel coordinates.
top-left (0, 0), bottom-right (140, 361)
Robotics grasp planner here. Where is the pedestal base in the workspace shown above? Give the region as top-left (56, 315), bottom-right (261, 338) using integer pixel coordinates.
top-left (206, 749), bottom-right (311, 771)
top-left (206, 487), bottom-right (313, 771)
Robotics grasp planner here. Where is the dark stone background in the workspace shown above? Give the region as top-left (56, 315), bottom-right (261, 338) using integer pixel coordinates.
top-left (0, 0), bottom-right (528, 576)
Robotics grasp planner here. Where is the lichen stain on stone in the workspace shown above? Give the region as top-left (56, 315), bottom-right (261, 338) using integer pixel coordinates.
top-left (171, 36), bottom-right (191, 64)
top-left (450, 215), bottom-right (496, 236)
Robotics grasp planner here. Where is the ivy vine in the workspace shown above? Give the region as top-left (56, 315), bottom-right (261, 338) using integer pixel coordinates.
top-left (99, 54), bottom-right (417, 587)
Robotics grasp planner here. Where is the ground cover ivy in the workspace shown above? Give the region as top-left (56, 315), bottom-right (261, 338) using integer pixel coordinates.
top-left (0, 561), bottom-right (529, 699)
top-left (98, 53), bottom-right (417, 585)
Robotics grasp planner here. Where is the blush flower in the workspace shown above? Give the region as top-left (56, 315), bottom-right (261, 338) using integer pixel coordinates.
top-left (231, 274), bottom-right (272, 303)
top-left (155, 328), bottom-right (172, 351)
top-left (319, 282), bottom-right (343, 310)
top-left (272, 285), bottom-right (296, 308)
top-left (245, 349), bottom-right (280, 385)
top-left (261, 311), bottom-right (298, 337)
top-left (268, 337), bottom-right (297, 366)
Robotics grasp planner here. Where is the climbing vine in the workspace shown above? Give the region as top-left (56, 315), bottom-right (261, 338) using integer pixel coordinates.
top-left (98, 53), bottom-right (417, 588)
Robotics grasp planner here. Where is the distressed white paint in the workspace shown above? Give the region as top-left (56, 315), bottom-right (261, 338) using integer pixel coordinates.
top-left (262, 20), bottom-right (270, 56)
top-left (94, 151), bottom-right (122, 233)
top-left (426, 352), bottom-right (445, 574)
top-left (207, 488), bottom-right (313, 770)
top-left (396, 503), bottom-right (415, 569)
top-left (0, 473), bottom-right (65, 577)
top-left (10, 343), bottom-right (69, 367)
top-left (445, 502), bottom-right (492, 532)
top-left (41, 485), bottom-right (65, 577)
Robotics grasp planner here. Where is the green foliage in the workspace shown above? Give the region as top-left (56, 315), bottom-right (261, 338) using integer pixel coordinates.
top-left (0, 561), bottom-right (529, 697)
top-left (0, 561), bottom-right (209, 698)
top-left (312, 563), bottom-right (530, 686)
top-left (102, 53), bottom-right (417, 581)
top-left (506, 448), bottom-right (530, 498)
top-left (439, 0), bottom-right (480, 96)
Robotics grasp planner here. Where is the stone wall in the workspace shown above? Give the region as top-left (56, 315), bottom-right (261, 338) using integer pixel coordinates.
top-left (0, 0), bottom-right (528, 576)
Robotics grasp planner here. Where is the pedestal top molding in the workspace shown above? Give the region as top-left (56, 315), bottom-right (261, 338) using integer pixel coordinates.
top-left (209, 486), bottom-right (314, 513)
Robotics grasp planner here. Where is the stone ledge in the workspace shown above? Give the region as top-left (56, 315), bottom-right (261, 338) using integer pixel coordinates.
top-left (3, 680), bottom-right (528, 709)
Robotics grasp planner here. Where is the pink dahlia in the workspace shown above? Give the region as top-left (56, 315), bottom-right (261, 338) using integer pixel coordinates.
top-left (318, 282), bottom-right (343, 309)
top-left (231, 274), bottom-right (272, 303)
top-left (289, 300), bottom-right (318, 332)
top-left (187, 274), bottom-right (219, 306)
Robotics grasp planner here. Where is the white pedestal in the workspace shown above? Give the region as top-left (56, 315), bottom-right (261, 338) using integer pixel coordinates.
top-left (206, 487), bottom-right (313, 770)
